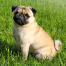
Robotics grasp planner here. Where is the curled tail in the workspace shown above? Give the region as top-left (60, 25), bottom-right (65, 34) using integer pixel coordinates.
top-left (54, 40), bottom-right (62, 52)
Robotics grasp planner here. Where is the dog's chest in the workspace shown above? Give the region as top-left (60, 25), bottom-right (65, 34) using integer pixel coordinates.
top-left (13, 26), bottom-right (34, 44)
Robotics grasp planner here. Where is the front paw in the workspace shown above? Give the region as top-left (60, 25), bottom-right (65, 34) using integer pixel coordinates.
top-left (22, 54), bottom-right (28, 61)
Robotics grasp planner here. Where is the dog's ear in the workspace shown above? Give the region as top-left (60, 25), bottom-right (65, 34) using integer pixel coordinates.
top-left (12, 6), bottom-right (17, 12)
top-left (30, 8), bottom-right (37, 16)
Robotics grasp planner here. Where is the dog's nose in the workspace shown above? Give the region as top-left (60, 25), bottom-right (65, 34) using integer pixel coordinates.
top-left (12, 6), bottom-right (17, 12)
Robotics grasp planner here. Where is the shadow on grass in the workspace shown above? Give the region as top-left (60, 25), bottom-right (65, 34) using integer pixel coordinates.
top-left (0, 38), bottom-right (21, 56)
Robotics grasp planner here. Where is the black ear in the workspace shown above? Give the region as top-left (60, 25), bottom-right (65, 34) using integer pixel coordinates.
top-left (12, 6), bottom-right (17, 12)
top-left (31, 8), bottom-right (37, 16)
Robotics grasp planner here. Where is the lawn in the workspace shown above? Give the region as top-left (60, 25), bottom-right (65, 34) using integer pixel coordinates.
top-left (0, 0), bottom-right (66, 66)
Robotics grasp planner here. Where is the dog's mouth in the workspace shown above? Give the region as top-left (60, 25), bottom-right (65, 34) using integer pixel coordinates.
top-left (13, 13), bottom-right (28, 26)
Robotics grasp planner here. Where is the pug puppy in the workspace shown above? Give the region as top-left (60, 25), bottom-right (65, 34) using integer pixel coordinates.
top-left (12, 6), bottom-right (62, 60)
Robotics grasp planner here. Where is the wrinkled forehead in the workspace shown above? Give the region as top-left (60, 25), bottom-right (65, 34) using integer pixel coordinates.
top-left (16, 6), bottom-right (33, 16)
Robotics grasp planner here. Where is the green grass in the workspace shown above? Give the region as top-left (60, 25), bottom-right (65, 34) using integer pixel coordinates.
top-left (0, 0), bottom-right (66, 66)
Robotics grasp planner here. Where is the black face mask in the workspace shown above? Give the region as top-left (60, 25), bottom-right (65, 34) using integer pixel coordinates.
top-left (13, 13), bottom-right (28, 26)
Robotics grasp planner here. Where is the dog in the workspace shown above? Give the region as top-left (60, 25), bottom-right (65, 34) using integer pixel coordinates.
top-left (12, 5), bottom-right (62, 60)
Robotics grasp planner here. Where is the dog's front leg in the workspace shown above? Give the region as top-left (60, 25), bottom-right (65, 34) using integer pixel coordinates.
top-left (21, 43), bottom-right (30, 60)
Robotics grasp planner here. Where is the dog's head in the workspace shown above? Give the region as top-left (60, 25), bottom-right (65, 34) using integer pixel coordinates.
top-left (12, 6), bottom-right (37, 26)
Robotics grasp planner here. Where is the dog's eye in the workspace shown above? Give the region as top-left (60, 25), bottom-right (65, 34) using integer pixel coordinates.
top-left (15, 11), bottom-right (18, 14)
top-left (25, 14), bottom-right (30, 17)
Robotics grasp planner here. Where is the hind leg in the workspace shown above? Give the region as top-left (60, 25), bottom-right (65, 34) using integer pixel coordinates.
top-left (35, 47), bottom-right (55, 60)
top-left (36, 53), bottom-right (46, 60)
top-left (36, 53), bottom-right (53, 60)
